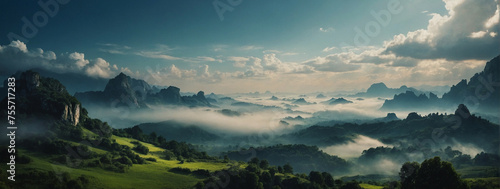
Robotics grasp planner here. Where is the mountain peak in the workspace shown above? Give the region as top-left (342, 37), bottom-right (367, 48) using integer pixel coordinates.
top-left (454, 104), bottom-right (471, 119)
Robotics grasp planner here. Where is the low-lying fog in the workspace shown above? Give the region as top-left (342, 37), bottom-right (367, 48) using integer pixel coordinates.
top-left (83, 92), bottom-right (494, 176)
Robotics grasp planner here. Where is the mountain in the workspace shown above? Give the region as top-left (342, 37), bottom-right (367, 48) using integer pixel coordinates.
top-left (323, 97), bottom-right (353, 105)
top-left (285, 104), bottom-right (499, 154)
top-left (292, 98), bottom-right (315, 105)
top-left (380, 91), bottom-right (440, 110)
top-left (381, 55), bottom-right (500, 112)
top-left (75, 72), bottom-right (210, 108)
top-left (442, 55), bottom-right (500, 111)
top-left (1, 70), bottom-right (81, 126)
top-left (352, 82), bottom-right (423, 98)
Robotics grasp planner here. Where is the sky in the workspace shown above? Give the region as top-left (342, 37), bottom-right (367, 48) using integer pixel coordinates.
top-left (0, 0), bottom-right (498, 94)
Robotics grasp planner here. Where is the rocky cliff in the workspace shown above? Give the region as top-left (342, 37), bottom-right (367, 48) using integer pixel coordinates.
top-left (1, 71), bottom-right (81, 126)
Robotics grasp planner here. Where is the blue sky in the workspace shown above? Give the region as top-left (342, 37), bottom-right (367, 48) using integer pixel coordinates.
top-left (0, 0), bottom-right (498, 93)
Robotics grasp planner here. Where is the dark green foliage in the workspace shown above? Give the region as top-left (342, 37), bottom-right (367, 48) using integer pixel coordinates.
top-left (322, 172), bottom-right (335, 188)
top-left (170, 167), bottom-right (191, 174)
top-left (400, 162), bottom-right (420, 189)
top-left (309, 171), bottom-right (325, 186)
top-left (145, 157), bottom-right (157, 162)
top-left (114, 126), bottom-right (216, 161)
top-left (260, 159), bottom-right (270, 170)
top-left (3, 170), bottom-right (93, 189)
top-left (468, 179), bottom-right (499, 189)
top-left (399, 157), bottom-right (468, 189)
top-left (226, 144), bottom-right (349, 174)
top-left (132, 142), bottom-right (149, 154)
top-left (283, 163), bottom-right (293, 174)
top-left (340, 180), bottom-right (362, 189)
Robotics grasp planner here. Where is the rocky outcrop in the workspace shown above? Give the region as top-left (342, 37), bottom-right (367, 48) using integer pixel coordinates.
top-left (156, 86), bottom-right (183, 105)
top-left (353, 82), bottom-right (423, 98)
top-left (442, 55), bottom-right (500, 111)
top-left (75, 73), bottom-right (211, 108)
top-left (4, 70), bottom-right (82, 126)
top-left (62, 103), bottom-right (80, 126)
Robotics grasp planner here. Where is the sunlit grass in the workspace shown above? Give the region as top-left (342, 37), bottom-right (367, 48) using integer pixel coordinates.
top-left (11, 136), bottom-right (232, 189)
top-left (359, 183), bottom-right (384, 189)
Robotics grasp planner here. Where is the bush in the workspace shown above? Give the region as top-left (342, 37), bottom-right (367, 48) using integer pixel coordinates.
top-left (132, 143), bottom-right (149, 154)
top-left (145, 157), bottom-right (157, 162)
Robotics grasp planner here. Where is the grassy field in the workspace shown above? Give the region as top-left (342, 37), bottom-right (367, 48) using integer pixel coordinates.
top-left (10, 135), bottom-right (230, 189)
top-left (359, 183), bottom-right (384, 189)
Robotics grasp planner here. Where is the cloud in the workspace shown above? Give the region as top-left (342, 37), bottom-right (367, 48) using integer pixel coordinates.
top-left (384, 0), bottom-right (500, 60)
top-left (0, 41), bottom-right (128, 79)
top-left (69, 52), bottom-right (89, 69)
top-left (319, 27), bottom-right (335, 33)
top-left (85, 58), bottom-right (114, 78)
top-left (239, 45), bottom-right (263, 51)
top-left (228, 56), bottom-right (250, 68)
top-left (98, 43), bottom-right (131, 55)
top-left (322, 46), bottom-right (337, 52)
top-left (136, 45), bottom-right (221, 63)
top-left (303, 53), bottom-right (361, 72)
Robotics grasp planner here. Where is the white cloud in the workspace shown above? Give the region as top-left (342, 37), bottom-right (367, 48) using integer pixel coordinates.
top-left (0, 41), bottom-right (129, 79)
top-left (69, 52), bottom-right (89, 69)
top-left (384, 0), bottom-right (500, 60)
top-left (85, 58), bottom-right (114, 78)
top-left (239, 45), bottom-right (263, 51)
top-left (228, 56), bottom-right (250, 68)
top-left (322, 46), bottom-right (337, 52)
top-left (319, 27), bottom-right (335, 32)
top-left (303, 53), bottom-right (361, 72)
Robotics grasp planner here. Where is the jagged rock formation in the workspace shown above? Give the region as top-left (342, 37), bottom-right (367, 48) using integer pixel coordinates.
top-left (353, 82), bottom-right (423, 98)
top-left (292, 98), bottom-right (315, 105)
top-left (380, 91), bottom-right (440, 110)
top-left (321, 97), bottom-right (353, 105)
top-left (1, 71), bottom-right (81, 126)
top-left (381, 55), bottom-right (500, 112)
top-left (442, 55), bottom-right (500, 111)
top-left (75, 73), bottom-right (211, 108)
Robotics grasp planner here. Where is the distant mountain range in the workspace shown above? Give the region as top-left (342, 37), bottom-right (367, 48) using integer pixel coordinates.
top-left (74, 72), bottom-right (211, 109)
top-left (352, 83), bottom-right (424, 98)
top-left (381, 55), bottom-right (500, 112)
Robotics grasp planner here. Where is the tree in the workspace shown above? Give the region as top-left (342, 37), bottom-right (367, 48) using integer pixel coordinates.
top-left (340, 181), bottom-right (362, 189)
top-left (260, 159), bottom-right (270, 169)
top-left (250, 157), bottom-right (260, 165)
top-left (399, 157), bottom-right (467, 189)
top-left (322, 172), bottom-right (335, 188)
top-left (283, 163), bottom-right (293, 174)
top-left (269, 167), bottom-right (277, 177)
top-left (246, 164), bottom-right (259, 173)
top-left (400, 162), bottom-right (420, 189)
top-left (277, 166), bottom-right (283, 174)
top-left (308, 171), bottom-right (325, 187)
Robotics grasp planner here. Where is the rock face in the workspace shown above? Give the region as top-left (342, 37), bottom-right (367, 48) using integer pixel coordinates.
top-left (380, 55), bottom-right (500, 112)
top-left (157, 86), bottom-right (183, 105)
top-left (5, 70), bottom-right (81, 126)
top-left (380, 91), bottom-right (438, 110)
top-left (62, 103), bottom-right (80, 126)
top-left (353, 82), bottom-right (423, 98)
top-left (75, 72), bottom-right (211, 108)
top-left (442, 55), bottom-right (500, 111)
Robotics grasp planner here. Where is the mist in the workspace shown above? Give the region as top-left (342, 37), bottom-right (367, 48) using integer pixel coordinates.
top-left (321, 135), bottom-right (391, 159)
